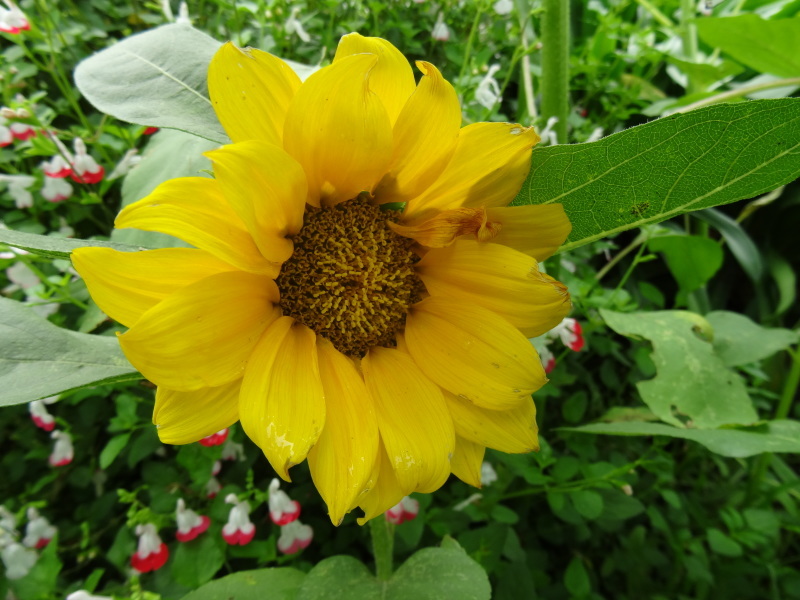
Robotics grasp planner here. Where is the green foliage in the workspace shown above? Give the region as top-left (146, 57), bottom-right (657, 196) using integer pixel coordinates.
top-left (179, 568), bottom-right (305, 600)
top-left (515, 98), bottom-right (800, 251)
top-left (0, 297), bottom-right (140, 405)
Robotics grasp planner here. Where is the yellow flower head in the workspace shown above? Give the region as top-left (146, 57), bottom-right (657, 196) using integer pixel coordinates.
top-left (72, 34), bottom-right (572, 525)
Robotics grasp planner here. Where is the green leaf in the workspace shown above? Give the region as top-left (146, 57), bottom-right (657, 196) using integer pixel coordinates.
top-left (297, 539), bottom-right (491, 600)
top-left (706, 528), bottom-right (743, 557)
top-left (600, 309), bottom-right (758, 427)
top-left (570, 490), bottom-right (604, 520)
top-left (171, 534), bottom-right (226, 588)
top-left (515, 99), bottom-right (800, 251)
top-left (8, 534), bottom-right (62, 600)
top-left (74, 24), bottom-right (228, 144)
top-left (297, 556), bottom-right (380, 600)
top-left (694, 208), bottom-right (764, 283)
top-left (695, 15), bottom-right (800, 77)
top-left (648, 235), bottom-right (724, 291)
top-left (0, 298), bottom-right (141, 406)
top-left (180, 568), bottom-right (306, 600)
top-left (563, 557), bottom-right (591, 598)
top-left (706, 310), bottom-right (798, 366)
top-left (99, 433), bottom-right (132, 469)
top-left (562, 420), bottom-right (800, 457)
top-left (0, 228), bottom-right (151, 261)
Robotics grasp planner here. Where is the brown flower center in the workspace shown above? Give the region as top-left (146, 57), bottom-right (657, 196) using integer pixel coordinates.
top-left (276, 196), bottom-right (424, 357)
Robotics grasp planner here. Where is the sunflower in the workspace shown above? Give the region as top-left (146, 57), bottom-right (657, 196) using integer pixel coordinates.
top-left (71, 33), bottom-right (572, 525)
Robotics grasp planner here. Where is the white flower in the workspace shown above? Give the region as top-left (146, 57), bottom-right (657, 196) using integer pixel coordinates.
top-left (277, 519), bottom-right (313, 554)
top-left (0, 174), bottom-right (35, 208)
top-left (538, 116), bottom-right (560, 146)
top-left (222, 494), bottom-right (255, 545)
top-left (41, 154), bottom-right (72, 178)
top-left (431, 12), bottom-right (450, 41)
top-left (475, 64), bottom-right (502, 110)
top-left (66, 591), bottom-right (113, 600)
top-left (205, 476), bottom-right (221, 498)
top-left (493, 0), bottom-right (513, 15)
top-left (22, 508), bottom-right (56, 549)
top-left (268, 478), bottom-right (301, 525)
top-left (0, 542), bottom-right (37, 579)
top-left (480, 462), bottom-right (498, 486)
top-left (175, 498), bottom-right (209, 542)
top-left (0, 1), bottom-right (29, 35)
top-left (220, 438), bottom-right (245, 462)
top-left (29, 399), bottom-right (55, 431)
top-left (285, 7), bottom-right (311, 43)
top-left (131, 523), bottom-right (168, 573)
top-left (0, 505), bottom-right (17, 538)
top-left (547, 317), bottom-right (584, 351)
top-left (0, 117), bottom-right (12, 147)
top-left (41, 176), bottom-right (72, 202)
top-left (175, 1), bottom-right (191, 24)
top-left (49, 430), bottom-right (74, 467)
top-left (107, 148), bottom-right (141, 180)
top-left (70, 138), bottom-right (104, 184)
top-left (385, 496), bottom-right (419, 525)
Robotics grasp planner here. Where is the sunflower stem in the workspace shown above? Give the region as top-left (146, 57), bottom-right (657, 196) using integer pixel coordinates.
top-left (540, 0), bottom-right (570, 144)
top-left (369, 517), bottom-right (395, 581)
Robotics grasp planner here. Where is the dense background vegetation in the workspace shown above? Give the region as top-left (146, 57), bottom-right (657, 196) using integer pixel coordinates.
top-left (1, 0), bottom-right (799, 598)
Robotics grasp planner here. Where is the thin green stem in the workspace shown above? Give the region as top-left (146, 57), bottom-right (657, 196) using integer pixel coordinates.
top-left (457, 1), bottom-right (485, 86)
top-left (675, 78), bottom-right (800, 114)
top-left (634, 0), bottom-right (675, 27)
top-left (595, 231), bottom-right (648, 282)
top-left (369, 517), bottom-right (394, 582)
top-left (540, 0), bottom-right (570, 144)
top-left (679, 0), bottom-right (698, 62)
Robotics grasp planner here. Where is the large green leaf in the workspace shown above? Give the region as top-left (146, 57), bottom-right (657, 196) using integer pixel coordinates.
top-left (296, 538), bottom-right (490, 600)
top-left (706, 310), bottom-right (798, 367)
top-left (563, 420), bottom-right (800, 458)
top-left (179, 568), bottom-right (306, 600)
top-left (695, 15), bottom-right (800, 78)
top-left (648, 235), bottom-right (724, 291)
top-left (74, 24), bottom-right (228, 144)
top-left (600, 309), bottom-right (758, 428)
top-left (515, 99), bottom-right (800, 251)
top-left (0, 228), bottom-right (151, 260)
top-left (0, 297), bottom-right (141, 406)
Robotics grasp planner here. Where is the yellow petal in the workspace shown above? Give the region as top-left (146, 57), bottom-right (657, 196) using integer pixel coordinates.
top-left (361, 347), bottom-right (454, 494)
top-left (208, 42), bottom-right (301, 146)
top-left (389, 206), bottom-right (500, 248)
top-left (119, 271), bottom-right (279, 391)
top-left (374, 61), bottom-right (460, 203)
top-left (205, 141), bottom-right (306, 264)
top-left (404, 123), bottom-right (539, 219)
top-left (116, 177), bottom-right (277, 277)
top-left (308, 338), bottom-right (379, 525)
top-left (239, 318), bottom-right (325, 481)
top-left (445, 389), bottom-right (539, 453)
top-left (357, 440), bottom-right (407, 525)
top-left (71, 247), bottom-right (236, 328)
top-left (153, 380), bottom-right (240, 445)
top-left (450, 437), bottom-right (485, 488)
top-left (283, 54), bottom-right (393, 206)
top-left (404, 296), bottom-right (547, 410)
top-left (485, 204), bottom-right (572, 261)
top-left (415, 239), bottom-right (571, 338)
top-left (333, 33), bottom-right (416, 126)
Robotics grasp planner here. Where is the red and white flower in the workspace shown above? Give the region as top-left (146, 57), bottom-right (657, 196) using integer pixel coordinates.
top-left (130, 523), bottom-right (169, 573)
top-left (9, 122), bottom-right (35, 141)
top-left (175, 499), bottom-right (210, 542)
top-left (385, 496), bottom-right (419, 525)
top-left (41, 154), bottom-right (72, 178)
top-left (41, 176), bottom-right (73, 203)
top-left (221, 494), bottom-right (255, 546)
top-left (221, 438), bottom-right (245, 462)
top-left (205, 476), bottom-right (221, 499)
top-left (29, 398), bottom-right (55, 431)
top-left (538, 341), bottom-right (556, 373)
top-left (48, 430), bottom-right (73, 467)
top-left (22, 508), bottom-right (56, 549)
top-left (268, 478), bottom-right (300, 526)
top-left (551, 317), bottom-right (584, 351)
top-left (0, 117), bottom-right (12, 147)
top-left (70, 138), bottom-right (104, 184)
top-left (0, 1), bottom-right (29, 34)
top-left (277, 519), bottom-right (313, 555)
top-left (0, 174), bottom-right (35, 209)
top-left (199, 428), bottom-right (228, 447)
